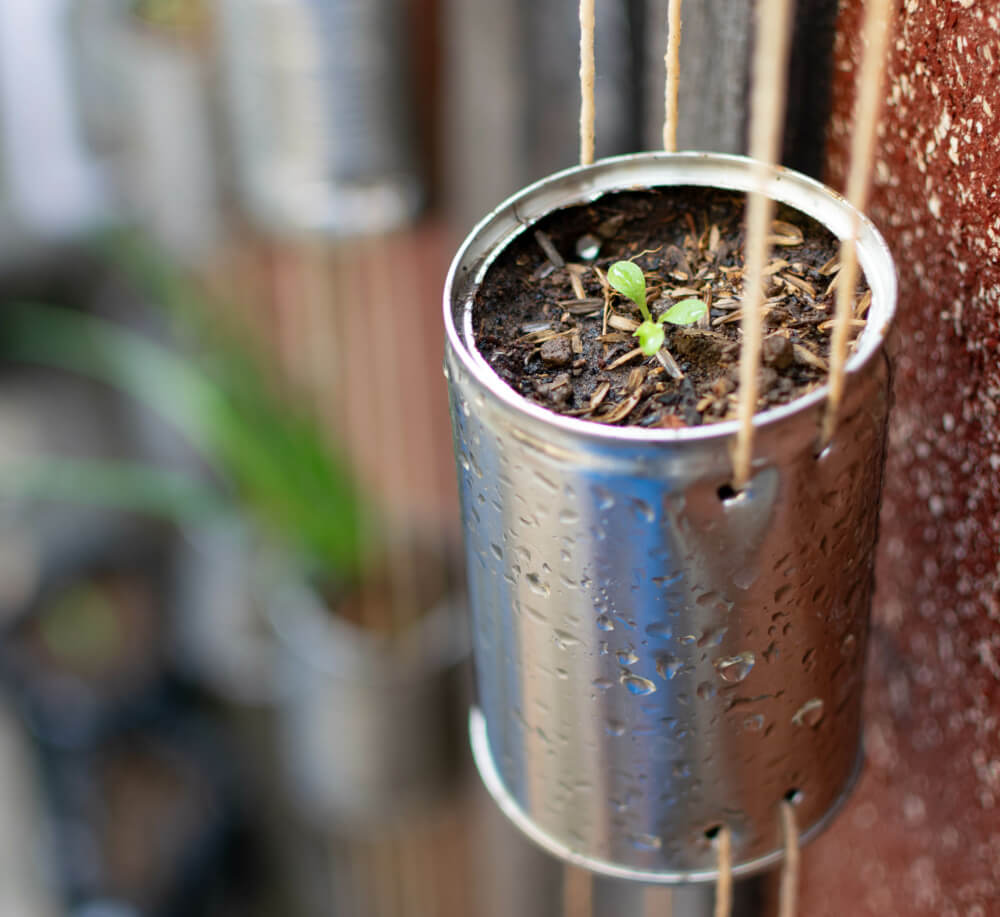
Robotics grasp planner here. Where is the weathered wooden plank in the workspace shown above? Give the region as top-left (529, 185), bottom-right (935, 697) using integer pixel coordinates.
top-left (642, 0), bottom-right (753, 155)
top-left (443, 0), bottom-right (634, 231)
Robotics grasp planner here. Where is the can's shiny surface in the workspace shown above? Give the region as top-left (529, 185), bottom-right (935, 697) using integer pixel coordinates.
top-left (443, 153), bottom-right (897, 881)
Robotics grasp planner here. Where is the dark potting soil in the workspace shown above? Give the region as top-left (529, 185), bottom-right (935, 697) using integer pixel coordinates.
top-left (471, 187), bottom-right (869, 428)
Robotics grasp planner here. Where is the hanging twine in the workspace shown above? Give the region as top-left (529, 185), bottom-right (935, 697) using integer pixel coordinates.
top-left (732, 0), bottom-right (794, 488)
top-left (579, 0), bottom-right (596, 165)
top-left (778, 800), bottom-right (800, 917)
top-left (821, 0), bottom-right (895, 445)
top-left (714, 825), bottom-right (733, 917)
top-left (663, 0), bottom-right (683, 152)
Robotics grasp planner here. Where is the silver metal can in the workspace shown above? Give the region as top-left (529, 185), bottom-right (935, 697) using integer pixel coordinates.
top-left (269, 576), bottom-right (469, 830)
top-left (215, 0), bottom-right (422, 237)
top-left (443, 152), bottom-right (897, 882)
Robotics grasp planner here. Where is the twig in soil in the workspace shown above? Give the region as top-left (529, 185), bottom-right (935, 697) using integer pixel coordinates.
top-left (793, 344), bottom-right (829, 371)
top-left (562, 302), bottom-right (603, 317)
top-left (817, 318), bottom-right (865, 333)
top-left (818, 255), bottom-right (840, 276)
top-left (625, 366), bottom-right (647, 393)
top-left (589, 381), bottom-right (611, 411)
top-left (518, 327), bottom-right (573, 344)
top-left (768, 220), bottom-right (805, 246)
top-left (698, 288), bottom-right (712, 329)
top-left (779, 273), bottom-right (817, 298)
top-left (713, 303), bottom-right (780, 327)
top-left (566, 263), bottom-right (588, 299)
top-left (608, 314), bottom-right (640, 332)
top-left (534, 230), bottom-right (565, 269)
top-left (593, 392), bottom-right (642, 424)
top-left (606, 347), bottom-right (644, 371)
top-left (655, 346), bottom-right (684, 379)
top-left (593, 265), bottom-right (611, 343)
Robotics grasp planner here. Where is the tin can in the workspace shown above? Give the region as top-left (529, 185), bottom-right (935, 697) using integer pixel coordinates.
top-left (444, 152), bottom-right (897, 881)
top-left (269, 566), bottom-right (469, 829)
top-left (215, 0), bottom-right (422, 237)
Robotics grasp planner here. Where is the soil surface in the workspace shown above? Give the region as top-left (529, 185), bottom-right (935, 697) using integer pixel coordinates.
top-left (472, 187), bottom-right (869, 428)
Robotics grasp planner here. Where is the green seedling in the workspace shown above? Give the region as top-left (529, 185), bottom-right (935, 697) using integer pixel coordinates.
top-left (607, 260), bottom-right (708, 356)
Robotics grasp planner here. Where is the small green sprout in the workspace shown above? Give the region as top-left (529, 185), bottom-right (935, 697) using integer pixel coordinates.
top-left (607, 260), bottom-right (708, 356)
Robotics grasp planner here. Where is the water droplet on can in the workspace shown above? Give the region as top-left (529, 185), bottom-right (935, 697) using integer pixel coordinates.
top-left (697, 681), bottom-right (717, 701)
top-left (792, 697), bottom-right (825, 727)
top-left (615, 644), bottom-right (639, 665)
top-left (630, 498), bottom-right (655, 523)
top-left (655, 653), bottom-right (682, 680)
top-left (552, 629), bottom-right (580, 650)
top-left (620, 672), bottom-right (657, 696)
top-left (646, 621), bottom-right (672, 640)
top-left (534, 471), bottom-right (558, 493)
top-left (716, 652), bottom-right (756, 683)
top-left (526, 573), bottom-right (550, 596)
top-left (605, 719), bottom-right (627, 737)
top-left (593, 486), bottom-right (615, 510)
top-left (629, 832), bottom-right (662, 851)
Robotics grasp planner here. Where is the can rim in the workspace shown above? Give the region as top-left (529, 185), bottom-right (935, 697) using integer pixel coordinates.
top-left (444, 151), bottom-right (897, 445)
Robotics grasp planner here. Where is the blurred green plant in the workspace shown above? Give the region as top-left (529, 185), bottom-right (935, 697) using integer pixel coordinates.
top-left (0, 236), bottom-right (373, 587)
top-left (130, 0), bottom-right (205, 32)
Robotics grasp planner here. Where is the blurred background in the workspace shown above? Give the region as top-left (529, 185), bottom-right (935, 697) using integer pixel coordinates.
top-left (0, 0), bottom-right (683, 914)
top-left (3, 0), bottom-right (998, 915)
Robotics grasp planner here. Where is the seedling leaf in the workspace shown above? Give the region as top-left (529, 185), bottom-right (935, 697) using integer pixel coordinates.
top-left (607, 261), bottom-right (648, 319)
top-left (658, 297), bottom-right (708, 325)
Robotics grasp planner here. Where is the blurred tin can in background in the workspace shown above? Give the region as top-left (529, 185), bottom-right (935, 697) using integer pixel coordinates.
top-left (216, 0), bottom-right (423, 237)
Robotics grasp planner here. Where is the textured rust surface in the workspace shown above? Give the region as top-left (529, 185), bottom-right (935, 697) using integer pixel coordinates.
top-left (804, 2), bottom-right (1000, 913)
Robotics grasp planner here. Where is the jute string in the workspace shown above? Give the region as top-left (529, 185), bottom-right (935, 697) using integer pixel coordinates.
top-left (714, 825), bottom-right (733, 917)
top-left (732, 0), bottom-right (794, 489)
top-left (778, 800), bottom-right (800, 917)
top-left (579, 0), bottom-right (596, 166)
top-left (662, 0), bottom-right (682, 152)
top-left (821, 0), bottom-right (895, 445)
